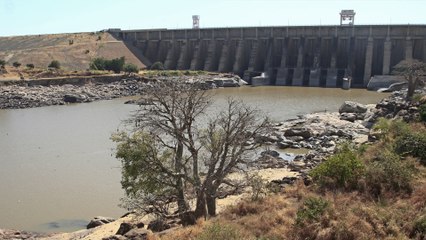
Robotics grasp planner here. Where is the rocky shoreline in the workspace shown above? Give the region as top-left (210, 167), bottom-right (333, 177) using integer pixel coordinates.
top-left (1, 85), bottom-right (423, 239)
top-left (0, 74), bottom-right (243, 109)
top-left (251, 89), bottom-right (425, 187)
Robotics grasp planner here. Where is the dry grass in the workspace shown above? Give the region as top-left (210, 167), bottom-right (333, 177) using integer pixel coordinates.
top-left (155, 120), bottom-right (426, 240)
top-left (0, 32), bottom-right (146, 74)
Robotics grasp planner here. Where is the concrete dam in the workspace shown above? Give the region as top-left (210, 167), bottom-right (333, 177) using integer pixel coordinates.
top-left (111, 25), bottom-right (426, 87)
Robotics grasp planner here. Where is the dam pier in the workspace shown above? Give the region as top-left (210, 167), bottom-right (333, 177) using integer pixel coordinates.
top-left (111, 25), bottom-right (426, 88)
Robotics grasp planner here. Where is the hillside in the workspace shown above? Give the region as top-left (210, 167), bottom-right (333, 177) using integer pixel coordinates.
top-left (0, 32), bottom-right (147, 72)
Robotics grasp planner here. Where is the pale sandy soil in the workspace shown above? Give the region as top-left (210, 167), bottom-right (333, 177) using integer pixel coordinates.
top-left (43, 168), bottom-right (296, 240)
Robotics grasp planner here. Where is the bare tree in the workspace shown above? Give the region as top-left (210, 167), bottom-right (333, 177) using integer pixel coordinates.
top-left (113, 80), bottom-right (270, 223)
top-left (195, 99), bottom-right (270, 217)
top-left (393, 59), bottom-right (426, 101)
top-left (114, 80), bottom-right (211, 220)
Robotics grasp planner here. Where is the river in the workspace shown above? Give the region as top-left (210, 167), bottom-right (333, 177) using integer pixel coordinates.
top-left (0, 86), bottom-right (388, 232)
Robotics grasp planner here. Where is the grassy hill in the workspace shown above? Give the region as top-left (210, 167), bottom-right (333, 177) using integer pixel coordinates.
top-left (0, 32), bottom-right (147, 71)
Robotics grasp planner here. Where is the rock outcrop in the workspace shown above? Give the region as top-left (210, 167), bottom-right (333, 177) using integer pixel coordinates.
top-left (87, 216), bottom-right (116, 229)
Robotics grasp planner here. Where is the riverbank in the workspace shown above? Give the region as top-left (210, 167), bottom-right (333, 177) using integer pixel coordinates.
top-left (0, 73), bottom-right (243, 109)
top-left (11, 89), bottom-right (418, 240)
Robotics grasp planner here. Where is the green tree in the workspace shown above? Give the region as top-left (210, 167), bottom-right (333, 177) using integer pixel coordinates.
top-left (393, 59), bottom-right (426, 101)
top-left (48, 60), bottom-right (61, 69)
top-left (26, 63), bottom-right (35, 69)
top-left (0, 60), bottom-right (6, 67)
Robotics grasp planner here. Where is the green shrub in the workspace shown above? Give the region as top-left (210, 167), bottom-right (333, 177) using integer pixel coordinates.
top-left (123, 63), bottom-right (139, 73)
top-left (48, 60), bottom-right (61, 69)
top-left (310, 143), bottom-right (364, 190)
top-left (0, 59), bottom-right (6, 67)
top-left (365, 150), bottom-right (416, 197)
top-left (150, 61), bottom-right (164, 70)
top-left (90, 57), bottom-right (107, 70)
top-left (106, 57), bottom-right (125, 73)
top-left (26, 63), bottom-right (35, 69)
top-left (373, 118), bottom-right (410, 141)
top-left (419, 104), bottom-right (426, 122)
top-left (90, 57), bottom-right (125, 73)
top-left (395, 131), bottom-right (426, 165)
top-left (13, 61), bottom-right (21, 68)
top-left (412, 215), bottom-right (426, 239)
top-left (295, 197), bottom-right (329, 226)
top-left (197, 222), bottom-right (241, 240)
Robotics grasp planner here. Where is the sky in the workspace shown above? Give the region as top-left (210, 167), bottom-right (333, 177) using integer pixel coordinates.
top-left (0, 0), bottom-right (425, 36)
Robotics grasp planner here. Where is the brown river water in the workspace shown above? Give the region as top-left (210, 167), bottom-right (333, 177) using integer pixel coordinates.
top-left (0, 86), bottom-right (389, 232)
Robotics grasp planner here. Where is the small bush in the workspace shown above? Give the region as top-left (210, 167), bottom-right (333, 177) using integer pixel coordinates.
top-left (150, 61), bottom-right (164, 70)
top-left (246, 173), bottom-right (268, 201)
top-left (395, 131), bottom-right (426, 165)
top-left (365, 150), bottom-right (416, 197)
top-left (90, 57), bottom-right (125, 73)
top-left (295, 197), bottom-right (329, 226)
top-left (89, 57), bottom-right (107, 70)
top-left (310, 143), bottom-right (364, 190)
top-left (84, 49), bottom-right (90, 54)
top-left (123, 63), bottom-right (139, 74)
top-left (13, 61), bottom-right (21, 68)
top-left (0, 59), bottom-right (6, 67)
top-left (196, 222), bottom-right (241, 240)
top-left (106, 57), bottom-right (125, 73)
top-left (419, 104), bottom-right (426, 122)
top-left (48, 60), bottom-right (61, 69)
top-left (26, 63), bottom-right (35, 69)
top-left (373, 118), bottom-right (410, 141)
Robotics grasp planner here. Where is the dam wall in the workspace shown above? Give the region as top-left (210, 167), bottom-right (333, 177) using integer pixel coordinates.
top-left (113, 25), bottom-right (426, 87)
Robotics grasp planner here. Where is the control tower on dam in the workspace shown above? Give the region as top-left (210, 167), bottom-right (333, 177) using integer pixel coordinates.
top-left (113, 25), bottom-right (426, 87)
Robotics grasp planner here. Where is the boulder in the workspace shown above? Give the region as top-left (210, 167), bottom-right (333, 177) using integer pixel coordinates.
top-left (124, 228), bottom-right (149, 240)
top-left (147, 219), bottom-right (171, 232)
top-left (340, 113), bottom-right (357, 122)
top-left (102, 235), bottom-right (127, 240)
top-left (116, 222), bottom-right (136, 236)
top-left (339, 101), bottom-right (368, 114)
top-left (284, 127), bottom-right (312, 139)
top-left (63, 94), bottom-right (84, 103)
top-left (86, 216), bottom-right (115, 229)
top-left (277, 141), bottom-right (292, 149)
top-left (260, 150), bottom-right (280, 158)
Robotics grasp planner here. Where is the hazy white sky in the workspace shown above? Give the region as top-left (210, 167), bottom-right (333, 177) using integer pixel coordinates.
top-left (1, 0), bottom-right (425, 36)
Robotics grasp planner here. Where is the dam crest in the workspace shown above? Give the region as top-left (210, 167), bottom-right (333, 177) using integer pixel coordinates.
top-left (109, 25), bottom-right (426, 87)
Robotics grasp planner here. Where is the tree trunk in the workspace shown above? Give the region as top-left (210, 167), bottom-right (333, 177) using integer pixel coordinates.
top-left (407, 75), bottom-right (416, 101)
top-left (194, 190), bottom-right (206, 219)
top-left (175, 142), bottom-right (188, 215)
top-left (206, 191), bottom-right (217, 216)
